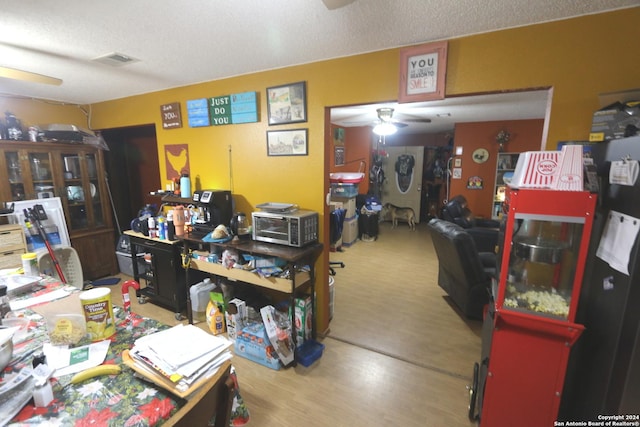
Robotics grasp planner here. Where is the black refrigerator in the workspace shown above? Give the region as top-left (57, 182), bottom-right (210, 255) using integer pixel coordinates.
top-left (560, 135), bottom-right (640, 418)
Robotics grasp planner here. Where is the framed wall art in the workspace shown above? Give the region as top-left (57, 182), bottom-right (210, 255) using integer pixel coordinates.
top-left (266, 81), bottom-right (307, 125)
top-left (398, 41), bottom-right (448, 103)
top-left (266, 129), bottom-right (308, 156)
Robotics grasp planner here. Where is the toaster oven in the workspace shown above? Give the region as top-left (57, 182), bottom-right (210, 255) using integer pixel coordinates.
top-left (252, 209), bottom-right (318, 247)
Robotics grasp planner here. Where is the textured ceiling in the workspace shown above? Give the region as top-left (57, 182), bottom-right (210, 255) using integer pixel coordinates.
top-left (0, 0), bottom-right (637, 105)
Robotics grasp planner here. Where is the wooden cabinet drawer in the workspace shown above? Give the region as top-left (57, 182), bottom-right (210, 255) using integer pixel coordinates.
top-left (0, 224), bottom-right (27, 251)
top-left (0, 249), bottom-right (25, 269)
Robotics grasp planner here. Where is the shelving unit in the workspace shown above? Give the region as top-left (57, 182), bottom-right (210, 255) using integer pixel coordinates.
top-left (179, 234), bottom-right (323, 351)
top-left (0, 141), bottom-right (117, 279)
top-left (492, 152), bottom-right (520, 220)
top-left (124, 230), bottom-right (208, 320)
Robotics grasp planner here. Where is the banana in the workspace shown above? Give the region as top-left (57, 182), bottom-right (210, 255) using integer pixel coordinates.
top-left (70, 364), bottom-right (122, 384)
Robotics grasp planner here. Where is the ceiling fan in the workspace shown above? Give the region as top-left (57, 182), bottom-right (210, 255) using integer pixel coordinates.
top-left (372, 107), bottom-right (431, 135)
top-left (0, 66), bottom-right (62, 86)
top-left (322, 0), bottom-right (357, 10)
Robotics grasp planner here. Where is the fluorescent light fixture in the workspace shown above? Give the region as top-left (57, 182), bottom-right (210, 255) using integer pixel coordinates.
top-left (372, 122), bottom-right (397, 136)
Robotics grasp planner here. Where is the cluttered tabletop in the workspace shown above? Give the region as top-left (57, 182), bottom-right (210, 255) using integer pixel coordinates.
top-left (0, 274), bottom-right (249, 426)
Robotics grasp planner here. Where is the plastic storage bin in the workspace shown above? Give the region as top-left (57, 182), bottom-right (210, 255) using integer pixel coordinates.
top-left (295, 339), bottom-right (325, 367)
top-left (116, 251), bottom-right (145, 277)
top-left (330, 183), bottom-right (359, 198)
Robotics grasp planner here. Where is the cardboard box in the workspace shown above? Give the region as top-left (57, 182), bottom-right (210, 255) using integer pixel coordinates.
top-left (290, 296), bottom-right (312, 347)
top-left (260, 305), bottom-right (294, 366)
top-left (330, 196), bottom-right (357, 219)
top-left (510, 151), bottom-right (562, 189)
top-left (342, 217), bottom-right (358, 246)
top-left (234, 322), bottom-right (281, 370)
top-left (225, 298), bottom-right (247, 341)
top-left (510, 145), bottom-right (584, 191)
top-left (551, 145), bottom-right (584, 191)
top-left (589, 101), bottom-right (640, 142)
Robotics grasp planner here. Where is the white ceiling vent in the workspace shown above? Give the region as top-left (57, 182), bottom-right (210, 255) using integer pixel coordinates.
top-left (92, 52), bottom-right (140, 67)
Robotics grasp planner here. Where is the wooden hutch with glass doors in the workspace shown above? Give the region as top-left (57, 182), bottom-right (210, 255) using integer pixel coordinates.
top-left (0, 140), bottom-right (117, 280)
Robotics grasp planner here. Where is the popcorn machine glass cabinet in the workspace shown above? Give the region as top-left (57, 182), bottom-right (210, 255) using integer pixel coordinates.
top-left (503, 215), bottom-right (585, 320)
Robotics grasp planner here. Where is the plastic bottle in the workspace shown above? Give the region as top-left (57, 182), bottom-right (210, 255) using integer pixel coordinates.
top-left (148, 216), bottom-right (157, 238)
top-left (166, 210), bottom-right (175, 240)
top-left (180, 173), bottom-right (191, 198)
top-left (191, 278), bottom-right (215, 322)
top-left (157, 216), bottom-right (166, 240)
top-left (21, 252), bottom-right (38, 276)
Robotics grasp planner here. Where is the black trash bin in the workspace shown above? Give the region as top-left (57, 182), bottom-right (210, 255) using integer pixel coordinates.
top-left (358, 211), bottom-right (379, 241)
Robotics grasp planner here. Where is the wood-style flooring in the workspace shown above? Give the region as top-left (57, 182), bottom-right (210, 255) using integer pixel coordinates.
top-left (110, 221), bottom-right (481, 427)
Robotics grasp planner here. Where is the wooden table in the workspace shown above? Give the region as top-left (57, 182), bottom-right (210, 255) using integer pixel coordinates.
top-left (2, 279), bottom-right (247, 426)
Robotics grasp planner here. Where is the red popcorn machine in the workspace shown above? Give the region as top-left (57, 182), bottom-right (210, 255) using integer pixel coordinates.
top-left (470, 146), bottom-right (597, 426)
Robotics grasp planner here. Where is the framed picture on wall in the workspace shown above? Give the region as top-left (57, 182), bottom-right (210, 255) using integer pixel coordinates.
top-left (266, 81), bottom-right (307, 125)
top-left (267, 129), bottom-right (308, 156)
top-left (398, 41), bottom-right (448, 103)
top-left (334, 146), bottom-right (345, 166)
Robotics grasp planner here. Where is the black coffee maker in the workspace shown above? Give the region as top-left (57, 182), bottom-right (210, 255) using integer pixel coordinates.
top-left (191, 190), bottom-right (233, 236)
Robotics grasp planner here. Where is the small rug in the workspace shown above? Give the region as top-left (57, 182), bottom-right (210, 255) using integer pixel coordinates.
top-left (83, 277), bottom-right (121, 289)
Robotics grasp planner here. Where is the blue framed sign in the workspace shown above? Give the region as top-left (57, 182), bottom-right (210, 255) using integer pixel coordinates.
top-left (210, 91), bottom-right (258, 126)
top-left (186, 98), bottom-right (210, 127)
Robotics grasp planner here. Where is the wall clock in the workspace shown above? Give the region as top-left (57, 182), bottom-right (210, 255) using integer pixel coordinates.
top-left (472, 148), bottom-right (490, 164)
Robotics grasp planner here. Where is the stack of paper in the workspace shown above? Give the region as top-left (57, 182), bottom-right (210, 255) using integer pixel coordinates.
top-left (125, 324), bottom-right (232, 397)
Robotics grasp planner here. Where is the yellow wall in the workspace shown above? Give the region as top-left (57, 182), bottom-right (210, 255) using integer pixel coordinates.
top-left (3, 9), bottom-right (639, 332)
top-left (0, 97), bottom-right (87, 129)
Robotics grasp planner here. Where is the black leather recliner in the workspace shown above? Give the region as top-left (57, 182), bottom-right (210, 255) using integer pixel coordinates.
top-left (440, 195), bottom-right (500, 253)
top-left (427, 218), bottom-right (495, 320)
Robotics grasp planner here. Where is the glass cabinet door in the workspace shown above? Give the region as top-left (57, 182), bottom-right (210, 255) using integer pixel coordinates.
top-left (503, 215), bottom-right (585, 320)
top-left (86, 152), bottom-right (104, 227)
top-left (62, 153), bottom-right (87, 230)
top-left (5, 150), bottom-right (25, 200)
top-left (29, 152), bottom-right (54, 199)
top-left (61, 152), bottom-right (104, 230)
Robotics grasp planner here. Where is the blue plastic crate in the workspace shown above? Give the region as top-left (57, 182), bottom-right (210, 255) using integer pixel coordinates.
top-left (295, 339), bottom-right (325, 367)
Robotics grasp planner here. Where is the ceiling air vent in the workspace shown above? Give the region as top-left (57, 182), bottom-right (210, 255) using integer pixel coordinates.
top-left (92, 52), bottom-right (140, 67)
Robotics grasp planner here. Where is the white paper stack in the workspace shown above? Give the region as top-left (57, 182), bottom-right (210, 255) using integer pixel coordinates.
top-left (128, 324), bottom-right (232, 394)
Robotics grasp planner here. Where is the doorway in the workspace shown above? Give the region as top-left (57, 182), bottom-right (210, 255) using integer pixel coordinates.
top-left (325, 89), bottom-right (551, 366)
top-left (100, 124), bottom-right (160, 233)
top-left (380, 145), bottom-right (424, 221)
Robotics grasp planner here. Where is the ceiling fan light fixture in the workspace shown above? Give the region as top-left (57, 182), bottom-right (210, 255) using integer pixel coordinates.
top-left (373, 122), bottom-right (397, 136)
top-left (0, 66), bottom-right (62, 86)
top-left (373, 107), bottom-right (397, 135)
top-left (376, 107), bottom-right (394, 122)
top-left (321, 0), bottom-right (357, 9)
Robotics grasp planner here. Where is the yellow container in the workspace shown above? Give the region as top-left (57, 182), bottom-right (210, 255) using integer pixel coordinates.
top-left (79, 287), bottom-right (116, 341)
top-left (21, 252), bottom-right (38, 276)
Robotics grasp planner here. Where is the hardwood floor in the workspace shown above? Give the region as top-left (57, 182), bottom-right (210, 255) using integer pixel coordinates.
top-left (109, 221), bottom-right (481, 426)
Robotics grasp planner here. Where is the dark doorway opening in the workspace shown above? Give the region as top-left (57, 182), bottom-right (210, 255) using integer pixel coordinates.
top-left (100, 124), bottom-right (160, 233)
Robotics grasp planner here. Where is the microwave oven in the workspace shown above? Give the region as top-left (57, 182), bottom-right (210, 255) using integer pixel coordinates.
top-left (252, 210), bottom-right (318, 247)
